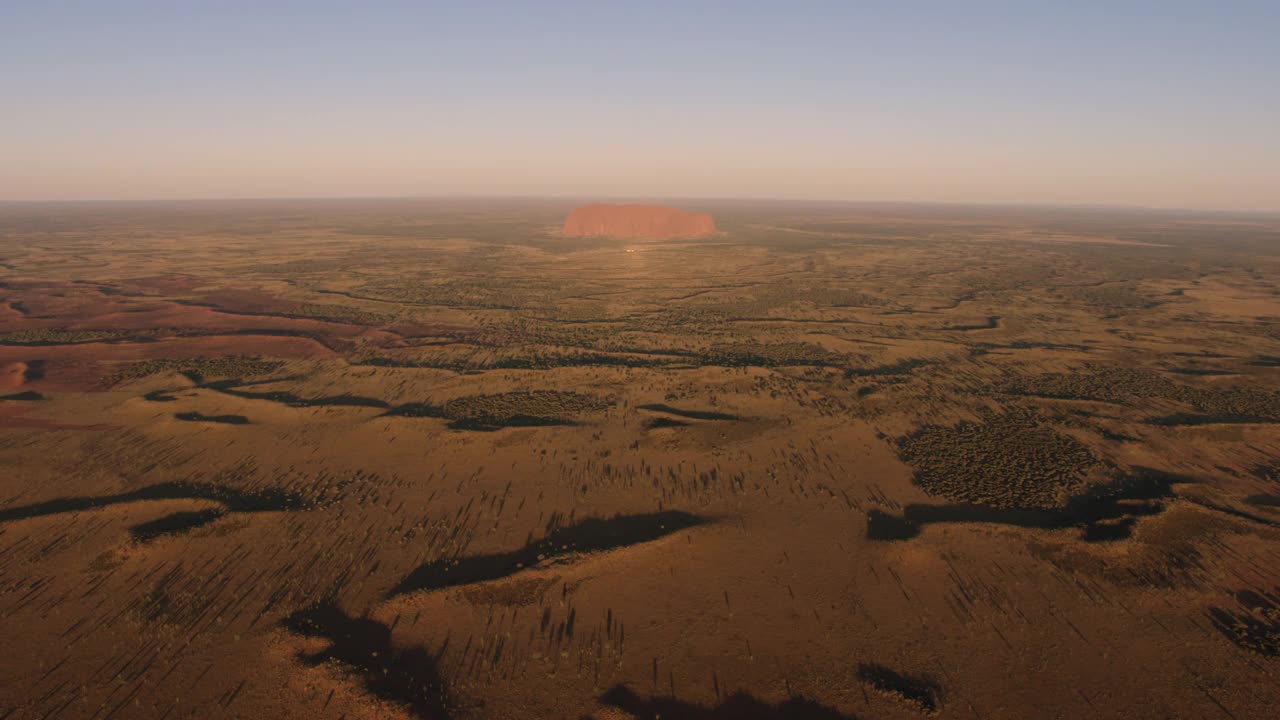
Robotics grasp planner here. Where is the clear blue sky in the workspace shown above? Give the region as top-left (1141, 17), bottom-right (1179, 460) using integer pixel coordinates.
top-left (4, 1), bottom-right (1278, 210)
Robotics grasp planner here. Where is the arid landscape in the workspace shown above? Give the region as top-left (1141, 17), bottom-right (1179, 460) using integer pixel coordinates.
top-left (2, 198), bottom-right (1280, 719)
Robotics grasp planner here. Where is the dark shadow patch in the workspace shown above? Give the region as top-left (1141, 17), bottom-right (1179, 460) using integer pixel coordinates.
top-left (390, 511), bottom-right (705, 597)
top-left (202, 379), bottom-right (389, 409)
top-left (1253, 464), bottom-right (1280, 484)
top-left (596, 684), bottom-right (856, 720)
top-left (974, 341), bottom-right (1093, 352)
top-left (143, 389), bottom-right (178, 402)
top-left (383, 402), bottom-right (451, 419)
top-left (845, 358), bottom-right (932, 378)
top-left (1100, 428), bottom-right (1141, 442)
top-left (646, 417), bottom-right (690, 430)
top-left (448, 351), bottom-right (674, 371)
top-left (282, 604), bottom-right (452, 719)
top-left (443, 415), bottom-right (574, 432)
top-left (637, 404), bottom-right (740, 421)
top-left (383, 390), bottom-right (606, 430)
top-left (1146, 413), bottom-right (1277, 426)
top-left (130, 508), bottom-right (226, 543)
top-left (0, 481), bottom-right (310, 524)
top-left (175, 411), bottom-right (249, 425)
top-left (866, 510), bottom-right (918, 541)
top-left (856, 662), bottom-right (941, 714)
top-left (941, 315), bottom-right (1000, 332)
top-left (22, 360), bottom-right (45, 382)
top-left (1166, 368), bottom-right (1238, 377)
top-left (868, 468), bottom-right (1179, 542)
top-left (1181, 496), bottom-right (1280, 529)
top-left (1244, 494), bottom-right (1280, 508)
top-left (0, 390), bottom-right (43, 401)
top-left (1207, 587), bottom-right (1280, 657)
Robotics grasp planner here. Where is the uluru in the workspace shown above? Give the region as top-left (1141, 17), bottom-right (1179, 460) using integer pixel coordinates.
top-left (562, 203), bottom-right (717, 240)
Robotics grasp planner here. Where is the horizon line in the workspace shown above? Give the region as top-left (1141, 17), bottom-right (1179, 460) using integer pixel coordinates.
top-left (1, 193), bottom-right (1277, 218)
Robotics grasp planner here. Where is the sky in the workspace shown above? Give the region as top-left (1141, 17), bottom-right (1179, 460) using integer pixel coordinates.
top-left (3, 1), bottom-right (1278, 211)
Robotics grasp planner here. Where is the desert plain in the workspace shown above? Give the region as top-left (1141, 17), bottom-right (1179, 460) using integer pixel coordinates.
top-left (1, 199), bottom-right (1279, 719)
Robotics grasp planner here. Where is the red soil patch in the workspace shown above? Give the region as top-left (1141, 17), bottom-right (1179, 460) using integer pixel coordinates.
top-left (562, 204), bottom-right (716, 240)
top-left (2, 362), bottom-right (29, 387)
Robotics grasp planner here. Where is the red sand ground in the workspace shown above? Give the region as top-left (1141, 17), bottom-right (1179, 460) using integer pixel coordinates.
top-left (0, 403), bottom-right (111, 430)
top-left (1, 362), bottom-right (26, 388)
top-left (562, 204), bottom-right (717, 240)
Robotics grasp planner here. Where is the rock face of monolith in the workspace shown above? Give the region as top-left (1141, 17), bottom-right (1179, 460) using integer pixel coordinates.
top-left (561, 204), bottom-right (716, 240)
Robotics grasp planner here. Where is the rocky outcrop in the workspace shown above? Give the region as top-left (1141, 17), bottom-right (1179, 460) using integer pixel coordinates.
top-left (562, 204), bottom-right (716, 240)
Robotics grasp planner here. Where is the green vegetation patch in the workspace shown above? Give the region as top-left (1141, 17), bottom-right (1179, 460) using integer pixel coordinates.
top-left (292, 303), bottom-right (393, 325)
top-left (700, 342), bottom-right (849, 368)
top-left (1057, 284), bottom-right (1162, 310)
top-left (1002, 368), bottom-right (1280, 423)
top-left (894, 409), bottom-right (1103, 510)
top-left (106, 356), bottom-right (285, 386)
top-left (0, 328), bottom-right (141, 344)
top-left (388, 390), bottom-right (611, 430)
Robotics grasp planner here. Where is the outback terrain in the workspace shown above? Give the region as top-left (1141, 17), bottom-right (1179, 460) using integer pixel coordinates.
top-left (1, 198), bottom-right (1279, 719)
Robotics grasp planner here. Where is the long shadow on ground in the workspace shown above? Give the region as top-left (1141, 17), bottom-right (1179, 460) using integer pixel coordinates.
top-left (130, 508), bottom-right (228, 543)
top-left (1207, 587), bottom-right (1280, 657)
top-left (0, 481), bottom-right (313, 544)
top-left (175, 411), bottom-right (250, 424)
top-left (593, 684), bottom-right (857, 720)
top-left (389, 511), bottom-right (706, 597)
top-left (0, 481), bottom-right (310, 523)
top-left (856, 662), bottom-right (942, 713)
top-left (867, 468), bottom-right (1182, 542)
top-left (637, 404), bottom-right (740, 421)
top-left (282, 603), bottom-right (452, 719)
top-left (381, 403), bottom-right (576, 431)
top-left (202, 378), bottom-right (390, 409)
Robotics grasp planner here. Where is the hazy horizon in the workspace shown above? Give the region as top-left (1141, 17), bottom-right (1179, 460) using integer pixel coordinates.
top-left (5, 194), bottom-right (1280, 220)
top-left (6, 1), bottom-right (1279, 211)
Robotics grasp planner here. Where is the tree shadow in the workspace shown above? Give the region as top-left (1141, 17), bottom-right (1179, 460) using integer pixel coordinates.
top-left (592, 684), bottom-right (857, 720)
top-left (282, 603), bottom-right (452, 719)
top-left (867, 467), bottom-right (1181, 542)
top-left (856, 662), bottom-right (942, 713)
top-left (0, 481), bottom-right (311, 524)
top-left (389, 511), bottom-right (706, 597)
